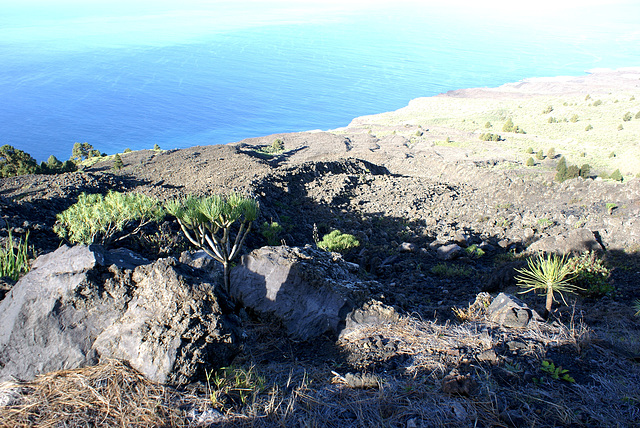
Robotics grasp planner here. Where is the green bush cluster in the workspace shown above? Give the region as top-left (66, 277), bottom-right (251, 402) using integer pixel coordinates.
top-left (502, 118), bottom-right (526, 134)
top-left (71, 142), bottom-right (101, 161)
top-left (542, 105), bottom-right (553, 114)
top-left (317, 230), bottom-right (360, 253)
top-left (526, 157), bottom-right (535, 167)
top-left (258, 139), bottom-right (285, 155)
top-left (555, 157), bottom-right (591, 182)
top-left (479, 133), bottom-right (501, 141)
top-left (567, 252), bottom-right (613, 297)
top-left (54, 191), bottom-right (165, 246)
top-left (1, 145), bottom-right (77, 178)
top-left (622, 112), bottom-right (633, 122)
top-left (0, 145), bottom-right (38, 178)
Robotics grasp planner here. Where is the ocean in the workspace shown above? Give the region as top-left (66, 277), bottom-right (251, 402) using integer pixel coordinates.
top-left (1, 1), bottom-right (639, 162)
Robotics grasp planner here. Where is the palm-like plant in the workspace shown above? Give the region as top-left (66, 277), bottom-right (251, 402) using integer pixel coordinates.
top-left (515, 253), bottom-right (580, 319)
top-left (166, 194), bottom-right (259, 294)
top-left (634, 299), bottom-right (640, 317)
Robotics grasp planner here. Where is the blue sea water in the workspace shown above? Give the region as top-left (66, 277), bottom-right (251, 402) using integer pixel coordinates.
top-left (1, 1), bottom-right (639, 162)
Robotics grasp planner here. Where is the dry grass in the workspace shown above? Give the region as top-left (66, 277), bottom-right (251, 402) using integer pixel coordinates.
top-left (0, 359), bottom-right (199, 428)
top-left (1, 312), bottom-right (637, 427)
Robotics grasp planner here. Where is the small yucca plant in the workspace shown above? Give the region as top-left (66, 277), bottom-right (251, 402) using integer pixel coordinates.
top-left (515, 253), bottom-right (581, 319)
top-left (634, 300), bottom-right (640, 317)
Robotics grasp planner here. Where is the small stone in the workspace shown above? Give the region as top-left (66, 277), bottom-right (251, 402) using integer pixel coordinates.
top-left (497, 239), bottom-right (511, 249)
top-left (524, 228), bottom-right (535, 239)
top-left (437, 244), bottom-right (462, 260)
top-left (399, 242), bottom-right (417, 252)
top-left (477, 349), bottom-right (499, 365)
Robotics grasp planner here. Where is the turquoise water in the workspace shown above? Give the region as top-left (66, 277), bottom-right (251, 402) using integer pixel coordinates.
top-left (2, 1), bottom-right (639, 162)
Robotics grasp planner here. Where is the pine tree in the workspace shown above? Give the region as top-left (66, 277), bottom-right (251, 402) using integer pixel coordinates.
top-left (555, 157), bottom-right (568, 182)
top-left (113, 153), bottom-right (123, 170)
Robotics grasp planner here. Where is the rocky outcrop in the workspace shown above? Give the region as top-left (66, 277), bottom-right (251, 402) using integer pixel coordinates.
top-left (230, 245), bottom-right (395, 340)
top-left (527, 228), bottom-right (603, 254)
top-left (0, 245), bottom-right (240, 385)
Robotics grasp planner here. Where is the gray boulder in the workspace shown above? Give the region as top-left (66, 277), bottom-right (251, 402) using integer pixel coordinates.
top-left (527, 228), bottom-right (602, 254)
top-left (437, 243), bottom-right (463, 260)
top-left (230, 245), bottom-right (394, 340)
top-left (0, 245), bottom-right (239, 385)
top-left (486, 293), bottom-right (543, 328)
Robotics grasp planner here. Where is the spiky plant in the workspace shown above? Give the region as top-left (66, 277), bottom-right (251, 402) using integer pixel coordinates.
top-left (515, 253), bottom-right (581, 319)
top-left (0, 229), bottom-right (32, 281)
top-left (54, 191), bottom-right (165, 246)
top-left (166, 194), bottom-right (259, 294)
top-left (634, 300), bottom-right (640, 317)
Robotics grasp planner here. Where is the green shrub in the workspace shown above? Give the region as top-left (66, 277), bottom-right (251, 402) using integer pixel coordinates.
top-left (317, 230), bottom-right (360, 253)
top-left (526, 147), bottom-right (534, 154)
top-left (585, 94), bottom-right (591, 101)
top-left (606, 203), bottom-right (617, 215)
top-left (555, 157), bottom-right (567, 182)
top-left (570, 114), bottom-right (579, 123)
top-left (0, 229), bottom-right (32, 282)
top-left (623, 112), bottom-right (632, 122)
top-left (503, 118), bottom-right (514, 132)
top-left (566, 165), bottom-right (580, 180)
top-left (0, 145), bottom-right (38, 178)
top-left (271, 139), bottom-right (285, 152)
top-left (593, 99), bottom-right (602, 106)
top-left (542, 105), bottom-right (553, 114)
top-left (526, 157), bottom-right (535, 167)
top-left (480, 133), bottom-right (501, 141)
top-left (55, 191), bottom-right (165, 246)
top-left (618, 124), bottom-right (624, 131)
top-left (585, 124), bottom-right (593, 131)
top-left (484, 121), bottom-right (492, 129)
top-left (635, 111), bottom-right (640, 119)
top-left (579, 164), bottom-right (590, 179)
top-left (261, 221), bottom-right (284, 246)
top-left (124, 148), bottom-right (132, 153)
top-left (71, 142), bottom-right (100, 161)
top-left (536, 151), bottom-right (544, 160)
top-left (153, 143), bottom-right (161, 151)
top-left (547, 148), bottom-right (555, 158)
top-left (516, 253), bottom-right (580, 318)
top-left (431, 263), bottom-right (472, 277)
top-left (548, 117), bottom-right (558, 123)
top-left (567, 252), bottom-right (612, 297)
top-left (610, 169), bottom-right (623, 182)
top-left (166, 194), bottom-right (259, 293)
top-left (112, 154), bottom-right (123, 170)
top-left (609, 152), bottom-right (616, 158)
top-left (464, 244), bottom-right (485, 258)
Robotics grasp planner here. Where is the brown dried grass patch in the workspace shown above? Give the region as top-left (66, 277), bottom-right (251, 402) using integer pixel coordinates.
top-left (0, 359), bottom-right (195, 428)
